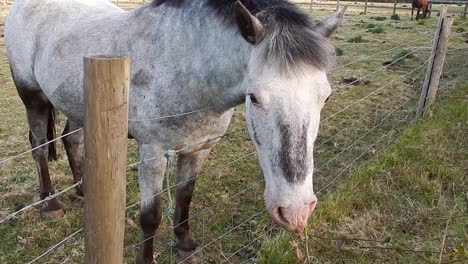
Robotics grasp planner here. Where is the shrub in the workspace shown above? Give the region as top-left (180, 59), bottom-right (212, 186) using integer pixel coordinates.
top-left (371, 16), bottom-right (387, 21)
top-left (367, 23), bottom-right (376, 28)
top-left (368, 26), bottom-right (385, 34)
top-left (335, 47), bottom-right (344, 56)
top-left (391, 14), bottom-right (400, 20)
top-left (394, 49), bottom-right (415, 60)
top-left (347, 36), bottom-right (367, 43)
top-left (383, 49), bottom-right (415, 65)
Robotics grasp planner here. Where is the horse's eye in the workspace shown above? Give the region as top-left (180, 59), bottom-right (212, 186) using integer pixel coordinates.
top-left (248, 93), bottom-right (261, 106)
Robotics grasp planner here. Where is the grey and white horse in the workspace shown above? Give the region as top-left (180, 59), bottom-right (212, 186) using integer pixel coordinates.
top-left (5, 0), bottom-right (345, 262)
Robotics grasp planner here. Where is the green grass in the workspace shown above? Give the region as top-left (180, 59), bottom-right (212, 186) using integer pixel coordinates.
top-left (257, 85), bottom-right (468, 263)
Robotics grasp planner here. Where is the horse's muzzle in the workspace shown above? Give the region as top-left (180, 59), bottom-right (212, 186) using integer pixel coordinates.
top-left (268, 195), bottom-right (318, 234)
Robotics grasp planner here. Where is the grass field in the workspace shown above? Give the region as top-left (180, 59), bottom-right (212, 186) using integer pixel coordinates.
top-left (0, 2), bottom-right (467, 264)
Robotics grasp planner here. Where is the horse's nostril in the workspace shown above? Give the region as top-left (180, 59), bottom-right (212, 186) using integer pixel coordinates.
top-left (277, 207), bottom-right (289, 224)
top-left (309, 197), bottom-right (318, 212)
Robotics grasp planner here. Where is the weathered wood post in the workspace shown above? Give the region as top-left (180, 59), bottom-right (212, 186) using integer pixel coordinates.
top-left (464, 3), bottom-right (467, 19)
top-left (428, 2), bottom-right (433, 18)
top-left (417, 5), bottom-right (453, 117)
top-left (392, 0), bottom-right (397, 15)
top-left (309, 0), bottom-right (313, 10)
top-left (364, 0), bottom-right (368, 15)
top-left (336, 0), bottom-right (340, 11)
top-left (84, 56), bottom-right (130, 264)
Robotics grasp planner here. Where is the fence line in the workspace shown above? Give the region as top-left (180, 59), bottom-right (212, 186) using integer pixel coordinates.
top-left (317, 93), bottom-right (416, 173)
top-left (178, 210), bottom-right (266, 263)
top-left (0, 21), bottom-right (435, 167)
top-left (26, 228), bottom-right (83, 264)
top-left (0, 180), bottom-right (82, 224)
top-left (24, 130), bottom-right (254, 263)
top-left (322, 58), bottom-right (430, 123)
top-left (0, 128), bottom-right (83, 166)
top-left (331, 33), bottom-right (432, 71)
top-left (316, 74), bottom-right (423, 149)
top-left (219, 225), bottom-right (277, 264)
top-left (334, 45), bottom-right (430, 92)
top-left (318, 102), bottom-right (416, 194)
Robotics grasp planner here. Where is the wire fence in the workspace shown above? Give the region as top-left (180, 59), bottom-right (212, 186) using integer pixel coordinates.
top-left (0, 3), bottom-right (467, 264)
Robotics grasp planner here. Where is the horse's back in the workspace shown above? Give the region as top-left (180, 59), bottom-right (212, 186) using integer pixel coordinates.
top-left (5, 0), bottom-right (122, 91)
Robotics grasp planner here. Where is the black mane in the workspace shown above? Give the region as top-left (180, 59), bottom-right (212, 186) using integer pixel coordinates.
top-left (152, 0), bottom-right (333, 71)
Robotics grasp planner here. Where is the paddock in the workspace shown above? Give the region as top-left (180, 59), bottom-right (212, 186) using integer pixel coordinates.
top-left (0, 1), bottom-right (467, 263)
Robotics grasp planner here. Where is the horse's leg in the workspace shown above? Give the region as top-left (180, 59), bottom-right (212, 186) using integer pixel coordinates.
top-left (136, 144), bottom-right (166, 264)
top-left (173, 149), bottom-right (211, 253)
top-left (416, 8), bottom-right (421, 21)
top-left (62, 120), bottom-right (84, 197)
top-left (16, 88), bottom-right (63, 218)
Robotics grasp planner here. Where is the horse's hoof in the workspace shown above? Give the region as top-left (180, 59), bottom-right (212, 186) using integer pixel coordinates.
top-left (41, 207), bottom-right (65, 219)
top-left (175, 238), bottom-right (199, 252)
top-left (68, 193), bottom-right (84, 203)
top-left (135, 254), bottom-right (153, 264)
top-left (75, 186), bottom-right (84, 197)
top-left (176, 248), bottom-right (200, 264)
top-left (40, 199), bottom-right (64, 219)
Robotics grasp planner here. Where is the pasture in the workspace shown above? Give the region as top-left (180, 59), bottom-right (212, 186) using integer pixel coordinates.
top-left (0, 2), bottom-right (467, 263)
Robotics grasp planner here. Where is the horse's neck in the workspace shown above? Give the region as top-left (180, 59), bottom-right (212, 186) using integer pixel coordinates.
top-left (127, 3), bottom-right (251, 112)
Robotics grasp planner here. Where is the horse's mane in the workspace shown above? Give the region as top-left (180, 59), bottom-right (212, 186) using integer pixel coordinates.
top-left (152, 0), bottom-right (333, 71)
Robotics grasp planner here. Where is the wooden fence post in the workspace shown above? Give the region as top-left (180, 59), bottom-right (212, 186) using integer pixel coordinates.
top-left (392, 0), bottom-right (397, 15)
top-left (364, 0), bottom-right (368, 15)
top-left (464, 4), bottom-right (467, 19)
top-left (309, 0), bottom-right (313, 10)
top-left (84, 56), bottom-right (129, 264)
top-left (336, 0), bottom-right (340, 11)
top-left (417, 5), bottom-right (453, 117)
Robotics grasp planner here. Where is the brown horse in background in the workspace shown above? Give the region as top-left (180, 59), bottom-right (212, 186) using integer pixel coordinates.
top-left (412, 0), bottom-right (430, 20)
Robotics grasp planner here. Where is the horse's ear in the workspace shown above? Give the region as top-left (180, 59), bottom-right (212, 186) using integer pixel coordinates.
top-left (312, 6), bottom-right (347, 38)
top-left (234, 0), bottom-right (265, 45)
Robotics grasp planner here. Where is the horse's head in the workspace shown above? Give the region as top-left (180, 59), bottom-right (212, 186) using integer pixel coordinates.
top-left (234, 1), bottom-right (345, 233)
